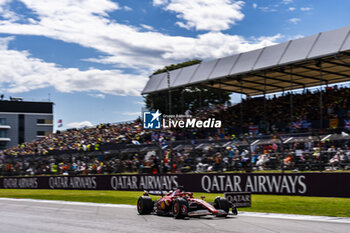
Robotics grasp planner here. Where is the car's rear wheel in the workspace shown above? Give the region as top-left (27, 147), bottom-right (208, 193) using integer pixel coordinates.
top-left (214, 197), bottom-right (230, 217)
top-left (137, 196), bottom-right (153, 215)
top-left (172, 198), bottom-right (188, 219)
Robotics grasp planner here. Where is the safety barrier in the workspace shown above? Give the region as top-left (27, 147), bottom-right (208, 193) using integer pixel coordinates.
top-left (1, 172), bottom-right (349, 198)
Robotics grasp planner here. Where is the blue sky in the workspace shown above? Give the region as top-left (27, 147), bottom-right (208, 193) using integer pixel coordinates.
top-left (0, 0), bottom-right (349, 130)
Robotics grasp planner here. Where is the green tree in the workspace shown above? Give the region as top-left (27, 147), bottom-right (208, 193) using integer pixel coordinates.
top-left (145, 60), bottom-right (231, 114)
top-left (152, 59), bottom-right (201, 75)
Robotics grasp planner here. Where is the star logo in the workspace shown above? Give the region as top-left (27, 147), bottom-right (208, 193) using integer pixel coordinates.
top-left (143, 110), bottom-right (162, 129)
top-left (150, 109), bottom-right (161, 122)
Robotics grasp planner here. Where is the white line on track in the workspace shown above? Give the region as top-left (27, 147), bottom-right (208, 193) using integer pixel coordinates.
top-left (238, 211), bottom-right (350, 224)
top-left (1, 197), bottom-right (349, 224)
top-left (0, 197), bottom-right (134, 208)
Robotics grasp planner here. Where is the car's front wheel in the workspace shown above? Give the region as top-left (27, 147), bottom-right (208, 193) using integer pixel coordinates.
top-left (232, 205), bottom-right (238, 215)
top-left (214, 197), bottom-right (230, 217)
top-left (137, 196), bottom-right (153, 215)
top-left (172, 198), bottom-right (188, 219)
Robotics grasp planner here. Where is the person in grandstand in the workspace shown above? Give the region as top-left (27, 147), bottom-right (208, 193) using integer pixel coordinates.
top-left (256, 152), bottom-right (269, 170)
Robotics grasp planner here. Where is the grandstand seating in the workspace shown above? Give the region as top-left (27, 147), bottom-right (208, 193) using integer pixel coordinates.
top-left (0, 86), bottom-right (350, 175)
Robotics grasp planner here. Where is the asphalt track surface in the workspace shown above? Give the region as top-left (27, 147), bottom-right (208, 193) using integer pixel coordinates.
top-left (0, 198), bottom-right (349, 233)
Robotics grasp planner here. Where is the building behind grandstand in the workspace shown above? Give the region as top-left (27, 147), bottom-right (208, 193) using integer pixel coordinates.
top-left (0, 98), bottom-right (53, 150)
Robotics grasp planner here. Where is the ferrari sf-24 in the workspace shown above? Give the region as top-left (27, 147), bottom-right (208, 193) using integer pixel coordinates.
top-left (137, 187), bottom-right (238, 219)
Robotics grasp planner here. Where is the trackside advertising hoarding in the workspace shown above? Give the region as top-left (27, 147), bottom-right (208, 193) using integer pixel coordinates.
top-left (1, 173), bottom-right (349, 198)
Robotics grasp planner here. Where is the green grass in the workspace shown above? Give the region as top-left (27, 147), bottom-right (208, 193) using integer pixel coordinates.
top-left (0, 189), bottom-right (349, 217)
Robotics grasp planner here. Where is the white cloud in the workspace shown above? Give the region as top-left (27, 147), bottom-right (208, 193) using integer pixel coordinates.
top-left (82, 29), bottom-right (281, 68)
top-left (114, 111), bottom-right (141, 116)
top-left (150, 32), bottom-right (281, 61)
top-left (258, 6), bottom-right (277, 12)
top-left (0, 36), bottom-right (13, 48)
top-left (257, 1), bottom-right (299, 13)
top-left (252, 3), bottom-right (257, 9)
top-left (281, 34), bottom-right (304, 41)
top-left (300, 7), bottom-right (312, 11)
top-left (153, 0), bottom-right (245, 31)
top-left (282, 0), bottom-right (293, 4)
top-left (88, 93), bottom-right (106, 99)
top-left (140, 24), bottom-right (155, 31)
top-left (153, 0), bottom-right (168, 6)
top-left (0, 0), bottom-right (19, 21)
top-left (0, 37), bottom-right (147, 96)
top-left (289, 17), bottom-right (301, 24)
top-left (134, 101), bottom-right (145, 105)
top-left (123, 6), bottom-right (132, 11)
top-left (0, 0), bottom-right (241, 70)
top-left (66, 121), bottom-right (94, 129)
top-left (122, 112), bottom-right (141, 116)
top-left (0, 0), bottom-right (10, 7)
top-left (0, 0), bottom-right (282, 96)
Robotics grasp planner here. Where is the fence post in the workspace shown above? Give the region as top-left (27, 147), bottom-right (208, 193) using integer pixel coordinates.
top-left (154, 142), bottom-right (164, 174)
top-left (168, 142), bottom-right (175, 174)
top-left (313, 131), bottom-right (323, 172)
top-left (244, 135), bottom-right (252, 173)
top-left (277, 134), bottom-right (285, 173)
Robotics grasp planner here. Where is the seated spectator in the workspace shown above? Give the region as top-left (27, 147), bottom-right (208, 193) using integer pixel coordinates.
top-left (256, 153), bottom-right (268, 170)
top-left (284, 153), bottom-right (294, 169)
top-left (329, 152), bottom-right (342, 170)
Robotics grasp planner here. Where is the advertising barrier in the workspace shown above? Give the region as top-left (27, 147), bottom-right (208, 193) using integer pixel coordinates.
top-left (224, 192), bottom-right (251, 207)
top-left (1, 173), bottom-right (349, 198)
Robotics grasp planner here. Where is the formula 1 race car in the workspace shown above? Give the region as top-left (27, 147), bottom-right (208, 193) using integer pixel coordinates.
top-left (137, 187), bottom-right (238, 219)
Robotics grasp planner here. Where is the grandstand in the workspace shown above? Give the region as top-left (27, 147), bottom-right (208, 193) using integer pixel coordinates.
top-left (1, 26), bottom-right (350, 176)
top-left (143, 26), bottom-right (350, 96)
top-left (143, 26), bottom-right (350, 129)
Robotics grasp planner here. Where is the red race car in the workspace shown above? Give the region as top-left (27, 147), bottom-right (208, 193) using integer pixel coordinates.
top-left (137, 187), bottom-right (238, 219)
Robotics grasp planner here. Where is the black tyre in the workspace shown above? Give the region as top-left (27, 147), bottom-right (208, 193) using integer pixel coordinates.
top-left (137, 196), bottom-right (153, 215)
top-left (172, 198), bottom-right (188, 219)
top-left (214, 197), bottom-right (230, 217)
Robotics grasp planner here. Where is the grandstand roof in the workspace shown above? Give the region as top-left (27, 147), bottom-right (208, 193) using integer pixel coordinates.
top-left (142, 26), bottom-right (350, 96)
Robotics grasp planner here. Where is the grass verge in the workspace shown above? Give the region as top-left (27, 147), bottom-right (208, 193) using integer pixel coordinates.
top-left (0, 189), bottom-right (349, 217)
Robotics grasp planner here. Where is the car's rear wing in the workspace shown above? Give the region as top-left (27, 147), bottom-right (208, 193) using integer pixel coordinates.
top-left (145, 190), bottom-right (169, 196)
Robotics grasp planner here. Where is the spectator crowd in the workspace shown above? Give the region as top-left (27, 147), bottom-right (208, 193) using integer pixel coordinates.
top-left (1, 136), bottom-right (349, 176)
top-left (1, 86), bottom-right (350, 176)
top-left (215, 85), bottom-right (350, 134)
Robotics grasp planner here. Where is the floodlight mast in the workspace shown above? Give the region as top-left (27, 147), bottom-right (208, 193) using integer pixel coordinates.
top-left (166, 70), bottom-right (171, 114)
